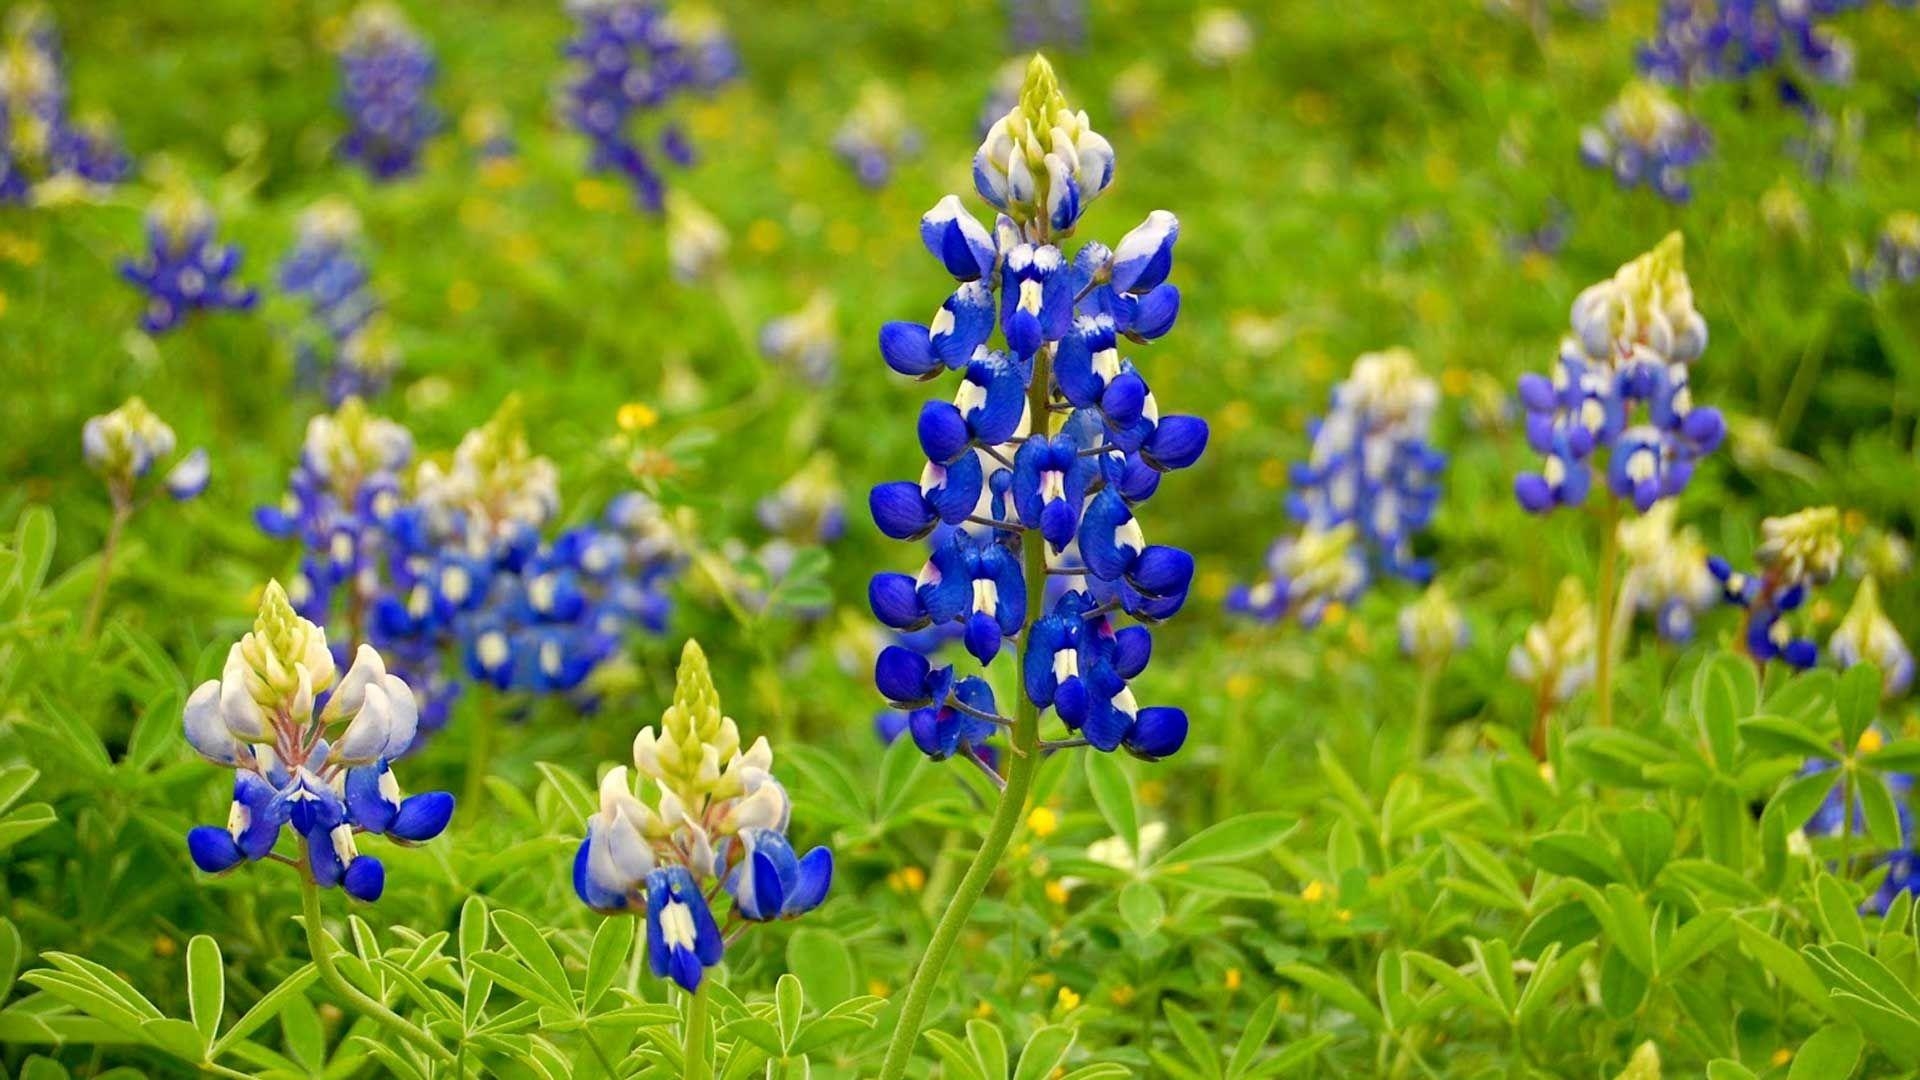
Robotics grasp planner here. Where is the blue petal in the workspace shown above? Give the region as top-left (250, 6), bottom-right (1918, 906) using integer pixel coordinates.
top-left (1142, 416), bottom-right (1208, 471)
top-left (918, 401), bottom-right (971, 464)
top-left (875, 646), bottom-right (933, 706)
top-left (880, 322), bottom-right (940, 378)
top-left (343, 856), bottom-right (386, 902)
top-left (1124, 707), bottom-right (1187, 761)
top-left (1110, 211), bottom-right (1179, 293)
top-left (932, 282), bottom-right (995, 367)
top-left (390, 792), bottom-right (455, 843)
top-left (869, 573), bottom-right (928, 630)
top-left (788, 847), bottom-right (834, 914)
top-left (187, 826), bottom-right (245, 873)
top-left (870, 482), bottom-right (936, 540)
top-left (1126, 284), bottom-right (1180, 340)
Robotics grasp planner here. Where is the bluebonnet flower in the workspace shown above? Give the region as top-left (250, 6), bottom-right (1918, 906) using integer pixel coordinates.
top-left (120, 189), bottom-right (258, 335)
top-left (0, 6), bottom-right (130, 204)
top-left (870, 56), bottom-right (1199, 771)
top-left (83, 397), bottom-right (211, 506)
top-left (1638, 0), bottom-right (1859, 93)
top-left (1830, 577), bottom-right (1913, 698)
top-left (833, 82), bottom-right (923, 189)
top-left (1514, 233), bottom-right (1725, 515)
top-left (561, 0), bottom-right (737, 212)
top-left (573, 641), bottom-right (830, 992)
top-left (1707, 505), bottom-right (1842, 670)
top-left (280, 199), bottom-right (401, 404)
top-left (461, 102), bottom-right (518, 166)
top-left (759, 291), bottom-right (838, 385)
top-left (336, 4), bottom-right (438, 180)
top-left (1579, 82), bottom-right (1709, 203)
top-left (182, 582), bottom-right (453, 901)
top-left (1617, 502), bottom-right (1719, 642)
top-left (665, 192), bottom-right (728, 282)
top-left (1008, 0), bottom-right (1086, 50)
top-left (1229, 348), bottom-right (1445, 625)
top-left (1869, 850), bottom-right (1920, 916)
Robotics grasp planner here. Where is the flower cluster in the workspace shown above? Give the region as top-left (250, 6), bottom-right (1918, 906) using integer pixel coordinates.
top-left (573, 640), bottom-right (830, 992)
top-left (280, 200), bottom-right (400, 404)
top-left (832, 82), bottom-right (923, 189)
top-left (119, 189), bottom-right (259, 335)
top-left (0, 5), bottom-right (130, 204)
top-left (336, 4), bottom-right (438, 180)
top-left (868, 55), bottom-right (1200, 766)
top-left (1638, 0), bottom-right (1858, 95)
top-left (258, 399), bottom-right (683, 743)
top-left (758, 454), bottom-right (846, 546)
top-left (183, 583), bottom-right (454, 901)
top-left (1509, 577), bottom-right (1596, 707)
top-left (1399, 584), bottom-right (1467, 668)
top-left (1830, 577), bottom-right (1914, 698)
top-left (1617, 502), bottom-right (1718, 641)
top-left (759, 291), bottom-right (838, 385)
top-left (560, 0), bottom-right (737, 213)
top-left (1229, 348), bottom-right (1445, 625)
top-left (1707, 505), bottom-right (1843, 669)
top-left (1514, 233), bottom-right (1725, 515)
top-left (82, 397), bottom-right (209, 506)
top-left (1578, 81), bottom-right (1709, 203)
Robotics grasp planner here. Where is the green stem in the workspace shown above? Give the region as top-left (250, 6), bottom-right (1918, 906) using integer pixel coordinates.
top-left (1410, 664), bottom-right (1439, 763)
top-left (81, 500), bottom-right (130, 642)
top-left (584, 1026), bottom-right (621, 1079)
top-left (877, 340), bottom-right (1053, 1080)
top-left (463, 690), bottom-right (497, 815)
top-left (1840, 766), bottom-right (1856, 879)
top-left (298, 864), bottom-right (452, 1063)
top-left (1593, 500), bottom-right (1620, 730)
top-left (683, 982), bottom-right (713, 1080)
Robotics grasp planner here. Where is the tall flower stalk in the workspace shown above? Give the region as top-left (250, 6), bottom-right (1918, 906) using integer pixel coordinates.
top-left (1513, 233), bottom-right (1723, 734)
top-left (868, 54), bottom-right (1202, 1076)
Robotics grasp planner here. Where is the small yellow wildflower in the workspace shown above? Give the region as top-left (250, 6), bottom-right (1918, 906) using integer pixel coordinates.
top-left (1045, 880), bottom-right (1070, 905)
top-left (1302, 880), bottom-right (1327, 903)
top-left (1109, 984), bottom-right (1137, 1007)
top-left (616, 402), bottom-right (659, 433)
top-left (1027, 806), bottom-right (1059, 838)
top-left (1224, 967), bottom-right (1243, 992)
top-left (1056, 986), bottom-right (1081, 1012)
top-left (1859, 728), bottom-right (1886, 755)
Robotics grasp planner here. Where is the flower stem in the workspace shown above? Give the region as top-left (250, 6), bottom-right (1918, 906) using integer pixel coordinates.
top-left (1593, 500), bottom-right (1621, 729)
top-left (81, 500), bottom-right (130, 642)
top-left (877, 342), bottom-right (1053, 1080)
top-left (1410, 663), bottom-right (1439, 763)
top-left (683, 981), bottom-right (713, 1080)
top-left (297, 864), bottom-right (452, 1064)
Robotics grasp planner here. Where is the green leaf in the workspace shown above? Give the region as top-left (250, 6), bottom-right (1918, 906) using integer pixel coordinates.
top-left (1660, 911), bottom-right (1733, 976)
top-left (1084, 751), bottom-right (1138, 857)
top-left (1814, 874), bottom-right (1868, 951)
top-left (1740, 715), bottom-right (1835, 760)
top-left (186, 935), bottom-right (223, 1049)
top-left (1694, 652), bottom-right (1757, 772)
top-left (582, 917), bottom-right (628, 1014)
top-left (1732, 918), bottom-right (1834, 1016)
top-left (1860, 772), bottom-right (1905, 853)
top-left (141, 1017), bottom-right (207, 1062)
top-left (1837, 662), bottom-right (1881, 748)
top-left (1155, 811), bottom-right (1294, 867)
top-left (1226, 995), bottom-right (1279, 1079)
top-left (469, 952), bottom-right (571, 1012)
top-left (1700, 781), bottom-right (1746, 869)
top-left (0, 917), bottom-right (21, 1002)
top-left (1531, 832), bottom-right (1622, 885)
top-left (0, 765), bottom-right (39, 817)
top-left (774, 973), bottom-right (802, 1050)
top-left (491, 911), bottom-right (574, 1010)
top-left (1706, 1062), bottom-right (1760, 1080)
top-left (210, 965), bottom-right (317, 1058)
top-left (1615, 809), bottom-right (1675, 885)
top-left (968, 1017), bottom-right (1009, 1079)
top-left (1162, 1001), bottom-right (1221, 1078)
top-left (925, 1029), bottom-right (987, 1080)
top-left (13, 505), bottom-right (54, 597)
top-left (1766, 668), bottom-right (1837, 727)
top-left (1013, 1024), bottom-right (1077, 1080)
top-left (786, 926), bottom-right (855, 1007)
top-left (1276, 964), bottom-right (1385, 1033)
top-left (1598, 885), bottom-right (1655, 976)
top-left (1870, 739), bottom-right (1920, 771)
top-left (1118, 880), bottom-right (1165, 937)
top-left (0, 803), bottom-right (57, 853)
top-left (1788, 1024), bottom-right (1864, 1080)
top-left (1405, 951), bottom-right (1507, 1021)
top-left (458, 895), bottom-right (489, 974)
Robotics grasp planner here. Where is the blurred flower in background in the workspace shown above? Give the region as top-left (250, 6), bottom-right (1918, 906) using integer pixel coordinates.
top-left (280, 199), bottom-right (402, 404)
top-left (1509, 577), bottom-right (1596, 707)
top-left (1579, 81), bottom-right (1709, 203)
top-left (559, 0), bottom-right (737, 212)
top-left (759, 290), bottom-right (838, 385)
top-left (1708, 505), bottom-right (1844, 670)
top-left (1854, 211), bottom-right (1920, 292)
top-left (1191, 8), bottom-right (1252, 68)
top-left (336, 4), bottom-right (439, 180)
top-left (1515, 233), bottom-right (1724, 514)
top-left (1007, 0), bottom-right (1085, 51)
top-left (119, 187), bottom-right (259, 335)
top-left (832, 81), bottom-right (922, 189)
top-left (1616, 502), bottom-right (1718, 642)
top-left (1230, 348), bottom-right (1445, 626)
top-left (0, 4), bottom-right (131, 204)
top-left (1829, 576), bottom-right (1913, 698)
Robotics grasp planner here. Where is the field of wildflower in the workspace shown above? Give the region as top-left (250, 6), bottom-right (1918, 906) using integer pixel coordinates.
top-left (5, 0), bottom-right (1920, 1076)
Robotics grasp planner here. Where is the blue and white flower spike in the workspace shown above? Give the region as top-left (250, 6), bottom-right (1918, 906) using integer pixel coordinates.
top-left (570, 641), bottom-right (832, 994)
top-left (0, 7), bottom-right (131, 204)
top-left (1830, 576), bottom-right (1913, 699)
top-left (181, 582), bottom-right (453, 900)
top-left (832, 82), bottom-right (923, 189)
top-left (1707, 506), bottom-right (1843, 671)
top-left (119, 188), bottom-right (258, 335)
top-left (1229, 348), bottom-right (1444, 625)
top-left (868, 52), bottom-right (1199, 780)
top-left (1578, 82), bottom-right (1708, 204)
top-left (81, 398), bottom-right (210, 641)
top-left (1514, 233), bottom-right (1723, 517)
top-left (336, 4), bottom-right (439, 181)
top-left (280, 200), bottom-right (401, 404)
